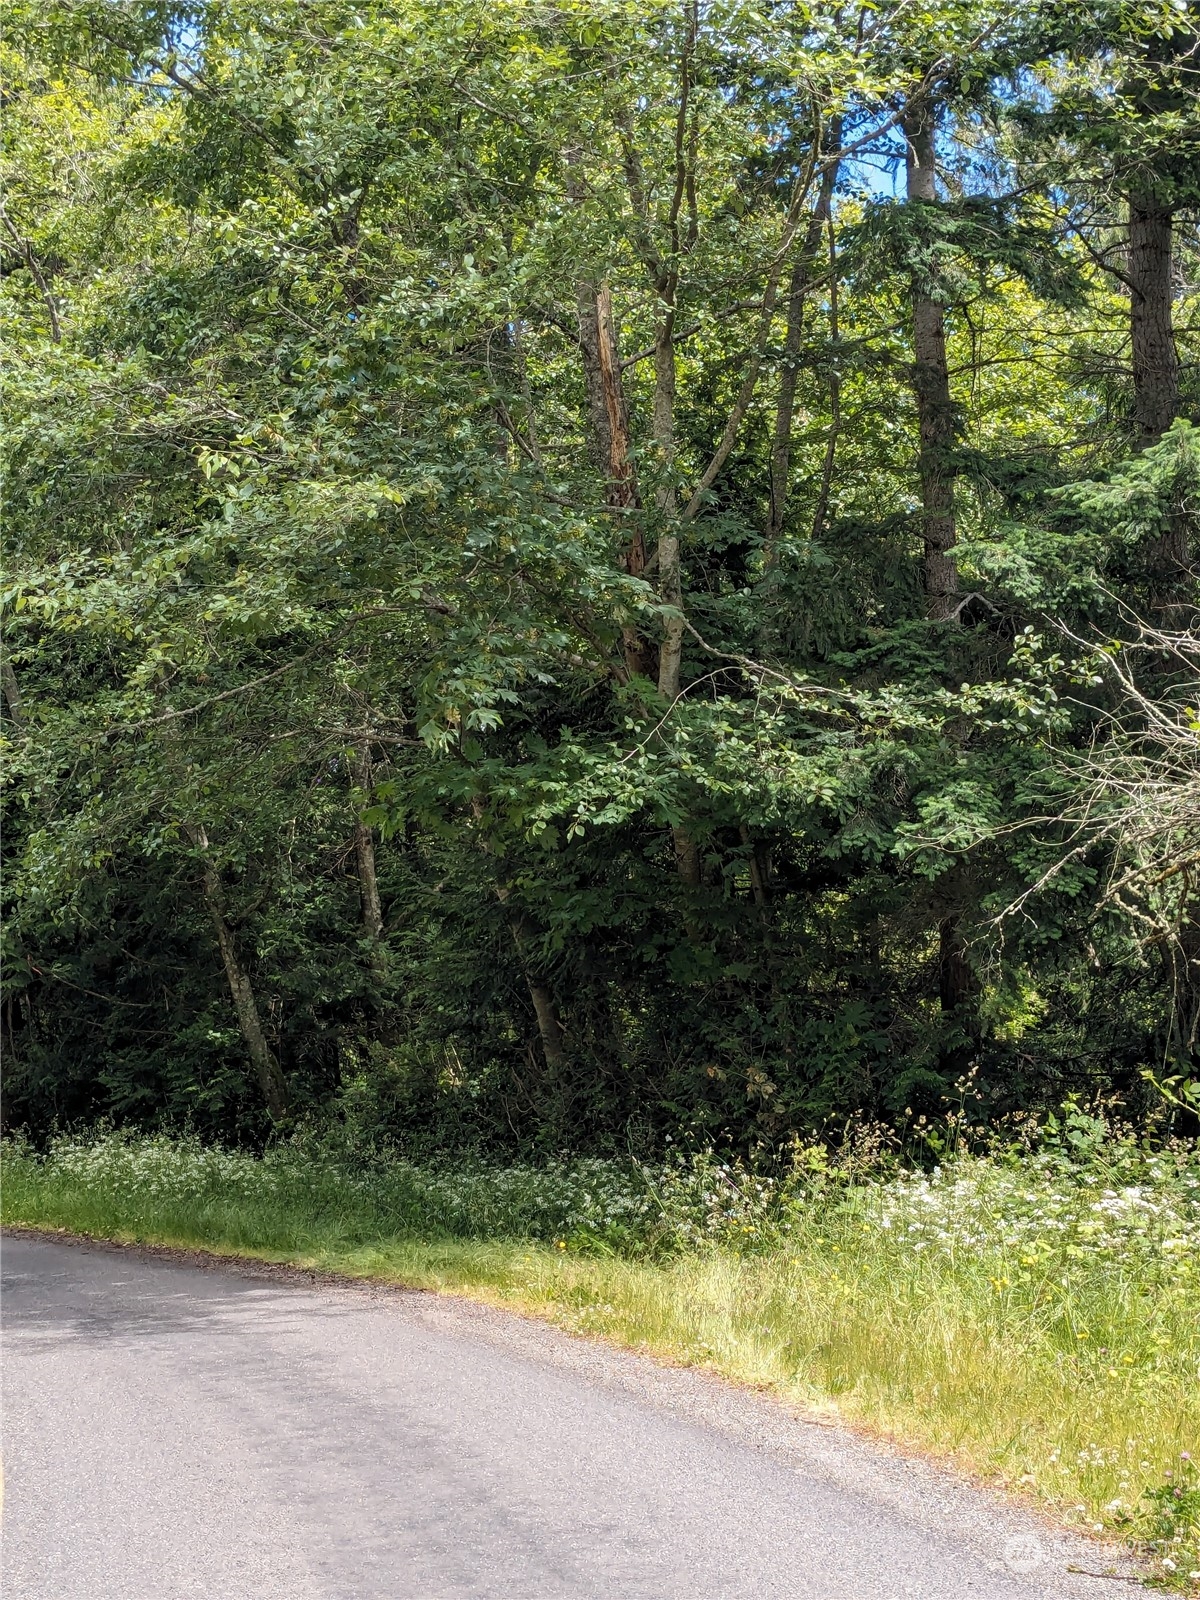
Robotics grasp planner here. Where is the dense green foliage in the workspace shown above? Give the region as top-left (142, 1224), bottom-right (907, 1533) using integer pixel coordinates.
top-left (2, 0), bottom-right (1198, 1149)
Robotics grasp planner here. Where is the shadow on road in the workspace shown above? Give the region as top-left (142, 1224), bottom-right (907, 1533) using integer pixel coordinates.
top-left (2, 1232), bottom-right (358, 1352)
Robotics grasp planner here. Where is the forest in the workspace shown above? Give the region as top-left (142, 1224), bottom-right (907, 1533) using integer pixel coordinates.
top-left (2, 0), bottom-right (1198, 1154)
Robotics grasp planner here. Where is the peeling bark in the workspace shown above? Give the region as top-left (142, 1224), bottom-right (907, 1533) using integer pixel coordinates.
top-left (576, 279), bottom-right (654, 678)
top-left (576, 279), bottom-right (613, 476)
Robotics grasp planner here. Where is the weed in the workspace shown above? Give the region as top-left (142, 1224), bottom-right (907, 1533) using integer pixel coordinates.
top-left (3, 1127), bottom-right (1197, 1589)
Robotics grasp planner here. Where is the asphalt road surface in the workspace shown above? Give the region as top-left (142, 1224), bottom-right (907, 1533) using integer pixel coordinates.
top-left (2, 1233), bottom-right (1143, 1600)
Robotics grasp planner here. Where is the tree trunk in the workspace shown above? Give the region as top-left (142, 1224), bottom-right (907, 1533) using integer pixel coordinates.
top-left (1130, 192), bottom-right (1179, 447)
top-left (2, 655), bottom-right (25, 728)
top-left (904, 105), bottom-right (959, 622)
top-left (647, 304), bottom-right (701, 883)
top-left (938, 916), bottom-right (972, 1016)
top-left (514, 930), bottom-right (568, 1075)
top-left (576, 279), bottom-right (615, 476)
top-left (526, 976), bottom-right (568, 1075)
top-left (187, 825), bottom-right (287, 1119)
top-left (740, 825), bottom-right (771, 910)
top-left (497, 888), bottom-right (568, 1075)
top-left (673, 828), bottom-right (702, 887)
top-left (352, 744), bottom-right (386, 979)
top-left (765, 252), bottom-right (809, 545)
top-left (472, 799), bottom-right (568, 1074)
top-left (654, 312), bottom-right (684, 704)
top-left (936, 913), bottom-right (978, 1078)
top-left (1128, 190), bottom-right (1189, 584)
top-left (594, 285), bottom-right (640, 526)
top-left (0, 212), bottom-right (61, 342)
top-left (576, 280), bottom-right (654, 678)
top-left (811, 202), bottom-right (843, 541)
top-left (766, 123), bottom-right (842, 547)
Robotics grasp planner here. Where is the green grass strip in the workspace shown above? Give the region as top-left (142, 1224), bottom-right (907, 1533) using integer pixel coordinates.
top-left (4, 1133), bottom-right (1197, 1591)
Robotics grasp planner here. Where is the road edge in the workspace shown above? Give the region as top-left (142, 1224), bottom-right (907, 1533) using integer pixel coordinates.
top-left (1, 1220), bottom-right (1157, 1591)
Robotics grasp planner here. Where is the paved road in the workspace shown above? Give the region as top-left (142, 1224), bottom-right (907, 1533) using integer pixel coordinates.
top-left (2, 1234), bottom-right (1141, 1600)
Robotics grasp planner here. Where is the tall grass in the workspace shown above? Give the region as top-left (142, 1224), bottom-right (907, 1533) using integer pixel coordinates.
top-left (3, 1123), bottom-right (1197, 1589)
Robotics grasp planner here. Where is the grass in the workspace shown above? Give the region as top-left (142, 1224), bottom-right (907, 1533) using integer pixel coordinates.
top-left (3, 1124), bottom-right (1198, 1590)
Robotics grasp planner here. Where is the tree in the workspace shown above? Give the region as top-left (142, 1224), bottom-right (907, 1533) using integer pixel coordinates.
top-left (2, 0), bottom-right (1195, 1146)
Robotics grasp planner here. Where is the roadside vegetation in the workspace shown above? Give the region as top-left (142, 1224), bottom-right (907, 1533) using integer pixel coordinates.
top-left (3, 1), bottom-right (1198, 1590)
top-left (5, 1113), bottom-right (1197, 1590)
